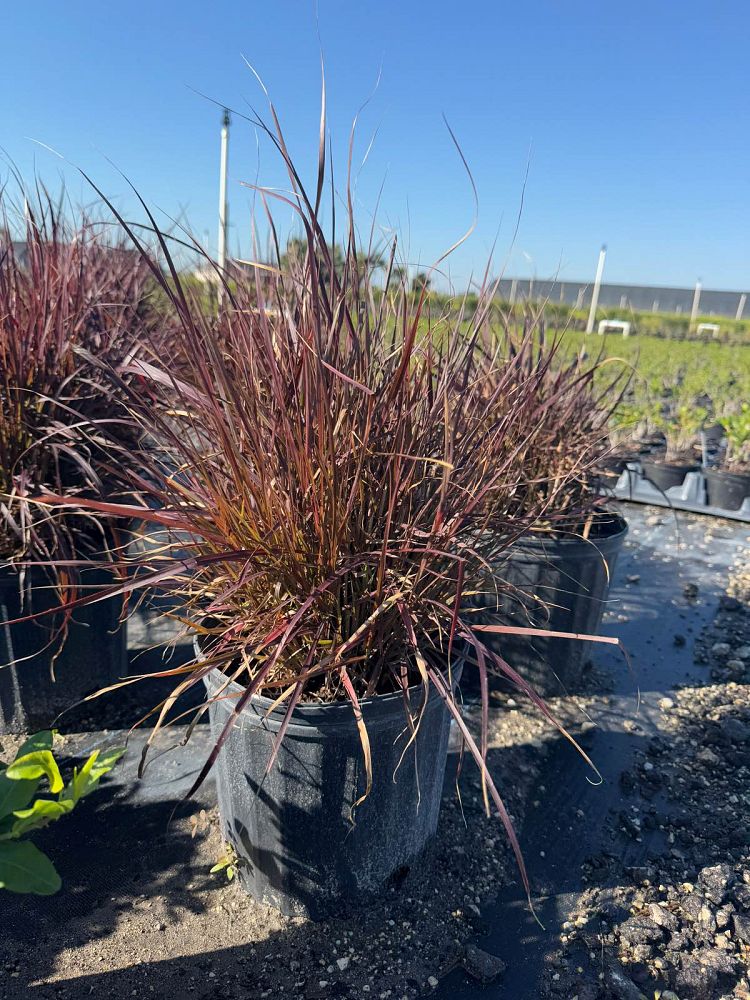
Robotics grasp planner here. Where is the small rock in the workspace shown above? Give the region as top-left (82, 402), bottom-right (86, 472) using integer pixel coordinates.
top-left (675, 955), bottom-right (719, 998)
top-left (673, 633), bottom-right (686, 646)
top-left (647, 902), bottom-right (678, 930)
top-left (627, 575), bottom-right (640, 584)
top-left (699, 904), bottom-right (717, 932)
top-left (681, 892), bottom-right (706, 923)
top-left (715, 905), bottom-right (733, 930)
top-left (734, 644), bottom-right (750, 659)
top-left (618, 916), bottom-right (663, 945)
top-left (658, 697), bottom-right (675, 710)
top-left (626, 866), bottom-right (652, 884)
top-left (725, 659), bottom-right (746, 678)
top-left (427, 976), bottom-right (439, 989)
top-left (711, 642), bottom-right (732, 657)
top-left (605, 963), bottom-right (647, 1000)
top-left (462, 944), bottom-right (506, 984)
top-left (336, 957), bottom-right (350, 972)
top-left (733, 912), bottom-right (750, 943)
top-left (699, 864), bottom-right (735, 905)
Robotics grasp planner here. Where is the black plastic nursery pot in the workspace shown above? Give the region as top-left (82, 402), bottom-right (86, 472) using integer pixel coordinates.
top-left (464, 513), bottom-right (628, 697)
top-left (0, 564), bottom-right (127, 733)
top-left (705, 468), bottom-right (750, 511)
top-left (640, 457), bottom-right (699, 493)
top-left (203, 658), bottom-right (461, 919)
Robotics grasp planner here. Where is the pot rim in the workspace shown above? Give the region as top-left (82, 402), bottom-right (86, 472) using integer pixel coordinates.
top-left (640, 457), bottom-right (700, 473)
top-left (506, 511), bottom-right (628, 555)
top-left (705, 467), bottom-right (750, 482)
top-left (198, 637), bottom-right (464, 732)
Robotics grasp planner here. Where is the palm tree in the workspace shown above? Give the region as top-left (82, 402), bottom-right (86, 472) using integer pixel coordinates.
top-left (411, 271), bottom-right (431, 294)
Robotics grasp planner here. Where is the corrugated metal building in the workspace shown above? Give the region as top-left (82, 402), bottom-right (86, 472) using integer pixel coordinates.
top-left (497, 278), bottom-right (747, 318)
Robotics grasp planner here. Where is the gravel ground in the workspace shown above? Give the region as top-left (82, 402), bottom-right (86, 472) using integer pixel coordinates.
top-left (1, 685), bottom-right (587, 1000)
top-left (537, 557), bottom-right (750, 1000)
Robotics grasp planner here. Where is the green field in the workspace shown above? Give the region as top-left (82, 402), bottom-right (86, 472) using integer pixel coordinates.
top-left (555, 328), bottom-right (750, 413)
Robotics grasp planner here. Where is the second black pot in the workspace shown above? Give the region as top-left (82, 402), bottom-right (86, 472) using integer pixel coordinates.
top-left (640, 458), bottom-right (699, 493)
top-left (204, 658), bottom-right (461, 920)
top-left (0, 564), bottom-right (127, 733)
top-left (705, 468), bottom-right (750, 511)
top-left (464, 514), bottom-right (628, 696)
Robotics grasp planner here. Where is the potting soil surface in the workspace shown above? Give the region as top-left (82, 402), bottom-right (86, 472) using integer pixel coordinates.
top-left (1, 503), bottom-right (749, 1000)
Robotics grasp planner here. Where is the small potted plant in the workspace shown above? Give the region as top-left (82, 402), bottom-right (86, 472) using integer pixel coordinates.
top-left (462, 323), bottom-right (630, 695)
top-left (0, 193), bottom-right (160, 733)
top-left (705, 404), bottom-right (750, 510)
top-left (607, 398), bottom-right (665, 465)
top-left (640, 399), bottom-right (707, 492)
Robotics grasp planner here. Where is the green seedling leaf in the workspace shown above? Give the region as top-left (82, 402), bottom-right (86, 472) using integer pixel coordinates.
top-left (6, 799), bottom-right (74, 840)
top-left (16, 731), bottom-right (55, 758)
top-left (5, 751), bottom-right (63, 794)
top-left (66, 747), bottom-right (125, 804)
top-left (0, 840), bottom-right (61, 895)
top-left (0, 774), bottom-right (40, 821)
top-left (0, 733), bottom-right (55, 820)
top-left (210, 844), bottom-right (237, 881)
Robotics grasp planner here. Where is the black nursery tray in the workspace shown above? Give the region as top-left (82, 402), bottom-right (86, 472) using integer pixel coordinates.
top-left (609, 464), bottom-right (750, 523)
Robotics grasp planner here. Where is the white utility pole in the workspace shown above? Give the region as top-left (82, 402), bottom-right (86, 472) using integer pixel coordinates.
top-left (736, 293), bottom-right (747, 321)
top-left (585, 245), bottom-right (607, 333)
top-left (217, 108), bottom-right (230, 287)
top-left (509, 278), bottom-right (518, 305)
top-left (690, 279), bottom-right (702, 329)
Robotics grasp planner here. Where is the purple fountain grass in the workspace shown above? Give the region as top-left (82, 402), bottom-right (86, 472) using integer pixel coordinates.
top-left (13, 95), bottom-right (629, 904)
top-left (0, 184), bottom-right (167, 634)
top-left (474, 309), bottom-right (631, 536)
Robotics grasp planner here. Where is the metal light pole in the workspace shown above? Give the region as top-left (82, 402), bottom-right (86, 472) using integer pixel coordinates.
top-left (736, 293), bottom-right (746, 321)
top-left (690, 279), bottom-right (702, 329)
top-left (585, 245), bottom-right (607, 333)
top-left (217, 109), bottom-right (230, 293)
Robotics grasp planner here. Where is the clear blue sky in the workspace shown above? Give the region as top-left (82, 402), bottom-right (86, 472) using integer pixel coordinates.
top-left (2, 1), bottom-right (748, 290)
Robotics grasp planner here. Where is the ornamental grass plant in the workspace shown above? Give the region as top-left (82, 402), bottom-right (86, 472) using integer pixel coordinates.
top-left (0, 189), bottom-right (163, 592)
top-left (21, 96), bottom-right (625, 895)
top-left (476, 311), bottom-right (631, 537)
